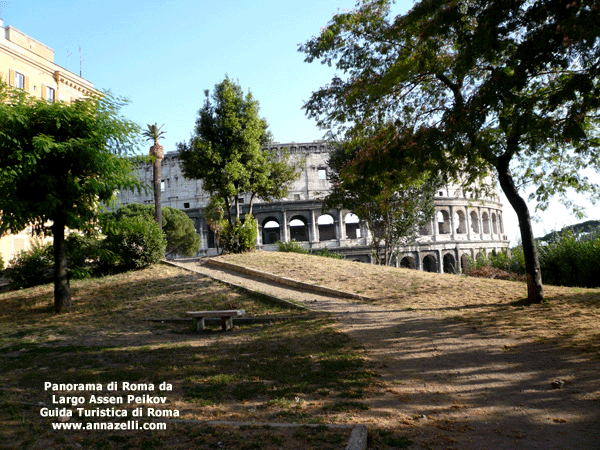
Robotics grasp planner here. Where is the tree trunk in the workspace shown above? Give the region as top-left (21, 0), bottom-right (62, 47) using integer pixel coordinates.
top-left (52, 216), bottom-right (72, 313)
top-left (234, 197), bottom-right (240, 222)
top-left (153, 157), bottom-right (163, 227)
top-left (496, 157), bottom-right (544, 303)
top-left (224, 197), bottom-right (233, 226)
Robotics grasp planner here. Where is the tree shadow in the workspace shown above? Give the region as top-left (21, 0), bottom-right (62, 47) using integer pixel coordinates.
top-left (340, 309), bottom-right (600, 449)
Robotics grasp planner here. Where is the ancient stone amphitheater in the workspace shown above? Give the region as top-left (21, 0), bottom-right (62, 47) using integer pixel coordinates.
top-left (117, 141), bottom-right (510, 273)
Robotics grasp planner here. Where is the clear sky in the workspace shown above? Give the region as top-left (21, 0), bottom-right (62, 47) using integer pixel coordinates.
top-left (1, 0), bottom-right (598, 242)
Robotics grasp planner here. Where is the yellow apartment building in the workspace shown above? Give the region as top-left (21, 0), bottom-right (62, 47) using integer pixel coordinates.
top-left (0, 19), bottom-right (98, 266)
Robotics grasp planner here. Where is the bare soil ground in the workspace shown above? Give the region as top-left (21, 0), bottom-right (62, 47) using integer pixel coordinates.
top-left (209, 251), bottom-right (600, 450)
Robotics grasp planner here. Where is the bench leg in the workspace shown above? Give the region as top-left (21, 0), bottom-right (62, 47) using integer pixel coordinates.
top-left (192, 317), bottom-right (206, 332)
top-left (221, 316), bottom-right (233, 331)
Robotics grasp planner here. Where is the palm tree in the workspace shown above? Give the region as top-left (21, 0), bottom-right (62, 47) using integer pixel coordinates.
top-left (142, 123), bottom-right (166, 227)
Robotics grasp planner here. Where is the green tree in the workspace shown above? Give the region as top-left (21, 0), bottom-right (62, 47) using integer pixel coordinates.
top-left (178, 76), bottom-right (301, 230)
top-left (109, 204), bottom-right (201, 257)
top-left (325, 137), bottom-right (439, 265)
top-left (301, 0), bottom-right (600, 303)
top-left (0, 84), bottom-right (142, 312)
top-left (142, 123), bottom-right (166, 228)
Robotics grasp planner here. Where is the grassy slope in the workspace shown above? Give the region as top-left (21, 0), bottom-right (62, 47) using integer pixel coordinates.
top-left (0, 264), bottom-right (408, 450)
top-left (217, 251), bottom-right (600, 354)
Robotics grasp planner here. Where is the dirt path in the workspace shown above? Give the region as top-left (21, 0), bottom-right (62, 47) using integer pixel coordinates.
top-left (169, 259), bottom-right (600, 450)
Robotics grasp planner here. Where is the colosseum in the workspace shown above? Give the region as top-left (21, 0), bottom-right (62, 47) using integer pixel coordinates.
top-left (117, 141), bottom-right (510, 273)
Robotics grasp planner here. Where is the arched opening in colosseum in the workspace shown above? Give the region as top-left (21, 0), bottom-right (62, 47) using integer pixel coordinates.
top-left (422, 255), bottom-right (437, 273)
top-left (400, 256), bottom-right (416, 269)
top-left (289, 217), bottom-right (309, 242)
top-left (455, 210), bottom-right (467, 234)
top-left (262, 219), bottom-right (281, 245)
top-left (470, 211), bottom-right (479, 233)
top-left (499, 214), bottom-right (504, 234)
top-left (317, 214), bottom-right (336, 241)
top-left (461, 254), bottom-right (471, 272)
top-left (344, 213), bottom-right (361, 239)
top-left (437, 210), bottom-right (451, 234)
top-left (491, 212), bottom-right (498, 234)
top-left (443, 253), bottom-right (457, 274)
top-left (482, 212), bottom-right (490, 234)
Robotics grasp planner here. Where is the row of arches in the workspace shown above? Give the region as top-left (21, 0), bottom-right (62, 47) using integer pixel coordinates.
top-left (398, 254), bottom-right (458, 273)
top-left (422, 209), bottom-right (504, 236)
top-left (260, 206), bottom-right (504, 245)
top-left (398, 249), bottom-right (501, 274)
top-left (261, 213), bottom-right (361, 245)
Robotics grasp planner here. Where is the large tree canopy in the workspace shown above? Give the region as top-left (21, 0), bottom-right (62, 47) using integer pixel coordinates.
top-left (178, 76), bottom-right (301, 225)
top-left (0, 85), bottom-right (143, 312)
top-left (301, 0), bottom-right (600, 303)
top-left (325, 136), bottom-right (440, 265)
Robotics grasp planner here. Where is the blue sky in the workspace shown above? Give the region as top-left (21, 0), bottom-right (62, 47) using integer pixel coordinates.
top-left (2, 0), bottom-right (598, 240)
top-left (3, 0), bottom-right (381, 151)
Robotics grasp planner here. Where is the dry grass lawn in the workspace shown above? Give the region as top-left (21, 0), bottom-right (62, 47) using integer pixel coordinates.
top-left (2, 253), bottom-right (599, 449)
top-left (218, 251), bottom-right (600, 355)
top-left (0, 264), bottom-right (408, 450)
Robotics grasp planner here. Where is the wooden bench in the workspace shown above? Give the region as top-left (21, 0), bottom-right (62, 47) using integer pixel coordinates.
top-left (186, 309), bottom-right (245, 331)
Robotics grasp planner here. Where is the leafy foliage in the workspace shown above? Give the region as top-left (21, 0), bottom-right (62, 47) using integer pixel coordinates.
top-left (301, 0), bottom-right (600, 302)
top-left (101, 215), bottom-right (166, 271)
top-left (0, 87), bottom-right (142, 236)
top-left (218, 215), bottom-right (258, 253)
top-left (108, 204), bottom-right (201, 257)
top-left (538, 231), bottom-right (600, 288)
top-left (0, 83), bottom-right (143, 311)
top-left (178, 76), bottom-right (301, 226)
top-left (468, 229), bottom-right (600, 288)
top-left (325, 139), bottom-right (440, 265)
top-left (276, 240), bottom-right (345, 260)
top-left (277, 240), bottom-right (309, 254)
top-left (4, 242), bottom-right (54, 289)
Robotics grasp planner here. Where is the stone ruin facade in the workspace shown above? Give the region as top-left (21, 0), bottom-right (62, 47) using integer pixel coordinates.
top-left (117, 141), bottom-right (510, 273)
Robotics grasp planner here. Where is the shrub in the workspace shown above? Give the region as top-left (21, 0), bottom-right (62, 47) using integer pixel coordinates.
top-left (312, 248), bottom-right (346, 259)
top-left (65, 233), bottom-right (104, 279)
top-left (538, 231), bottom-right (600, 288)
top-left (463, 248), bottom-right (525, 281)
top-left (0, 253), bottom-right (3, 272)
top-left (276, 240), bottom-right (345, 259)
top-left (5, 242), bottom-right (54, 288)
top-left (465, 231), bottom-right (600, 288)
top-left (101, 215), bottom-right (166, 270)
top-left (107, 204), bottom-right (201, 258)
top-left (219, 215), bottom-right (258, 253)
top-left (276, 240), bottom-right (308, 254)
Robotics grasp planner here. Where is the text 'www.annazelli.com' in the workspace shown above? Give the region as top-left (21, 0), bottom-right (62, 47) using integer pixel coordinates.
top-left (51, 421), bottom-right (167, 431)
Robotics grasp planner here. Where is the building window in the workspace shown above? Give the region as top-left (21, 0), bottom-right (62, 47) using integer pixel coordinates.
top-left (183, 202), bottom-right (190, 209)
top-left (318, 168), bottom-right (327, 179)
top-left (15, 72), bottom-right (25, 89)
top-left (46, 87), bottom-right (55, 102)
top-left (161, 180), bottom-right (165, 192)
